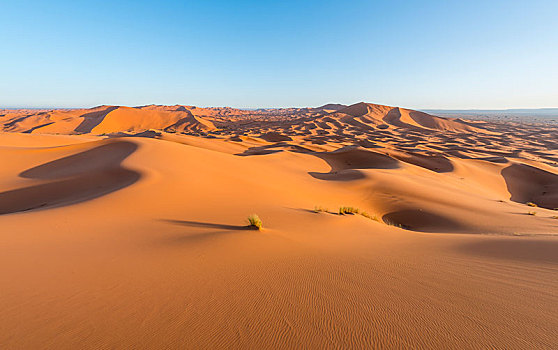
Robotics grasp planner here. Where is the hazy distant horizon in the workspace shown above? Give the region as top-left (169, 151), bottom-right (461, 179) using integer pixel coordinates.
top-left (2, 104), bottom-right (557, 114)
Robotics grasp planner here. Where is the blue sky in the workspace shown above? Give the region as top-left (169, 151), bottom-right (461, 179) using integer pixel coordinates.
top-left (1, 0), bottom-right (556, 109)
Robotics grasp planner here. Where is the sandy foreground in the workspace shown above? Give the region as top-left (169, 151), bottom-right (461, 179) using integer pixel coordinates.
top-left (0, 103), bottom-right (557, 349)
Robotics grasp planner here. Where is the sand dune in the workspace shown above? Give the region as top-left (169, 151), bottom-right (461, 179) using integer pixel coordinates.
top-left (0, 102), bottom-right (557, 348)
top-left (0, 140), bottom-right (139, 214)
top-left (0, 105), bottom-right (215, 135)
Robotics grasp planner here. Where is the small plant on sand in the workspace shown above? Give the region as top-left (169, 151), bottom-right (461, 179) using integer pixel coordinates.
top-left (527, 211), bottom-right (537, 216)
top-left (339, 206), bottom-right (360, 215)
top-left (313, 206), bottom-right (329, 213)
top-left (247, 214), bottom-right (263, 230)
top-left (551, 216), bottom-right (558, 220)
top-left (526, 202), bottom-right (538, 207)
top-left (360, 211), bottom-right (379, 222)
top-left (383, 218), bottom-right (402, 228)
top-left (337, 206), bottom-right (381, 221)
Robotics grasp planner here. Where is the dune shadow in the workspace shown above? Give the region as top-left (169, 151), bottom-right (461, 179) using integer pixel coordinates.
top-left (307, 147), bottom-right (399, 181)
top-left (158, 231), bottom-right (238, 245)
top-left (162, 219), bottom-right (254, 231)
top-left (236, 148), bottom-right (283, 156)
top-left (390, 153), bottom-right (454, 173)
top-left (0, 140), bottom-right (140, 215)
top-left (21, 141), bottom-right (138, 179)
top-left (382, 209), bottom-right (466, 233)
top-left (74, 106), bottom-right (119, 133)
top-left (314, 147), bottom-right (400, 170)
top-left (23, 122), bottom-right (55, 133)
top-left (309, 169), bottom-right (366, 181)
top-left (501, 164), bottom-right (558, 209)
top-left (456, 239), bottom-right (558, 264)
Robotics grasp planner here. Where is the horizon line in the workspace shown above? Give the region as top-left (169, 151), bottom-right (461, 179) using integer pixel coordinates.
top-left (1, 103), bottom-right (558, 111)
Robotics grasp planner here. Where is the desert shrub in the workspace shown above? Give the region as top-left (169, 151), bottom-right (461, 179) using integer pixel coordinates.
top-left (360, 211), bottom-right (379, 221)
top-left (247, 214), bottom-right (263, 230)
top-left (337, 206), bottom-right (381, 221)
top-left (527, 211), bottom-right (537, 216)
top-left (338, 206), bottom-right (360, 215)
top-left (313, 206), bottom-right (328, 213)
top-left (526, 202), bottom-right (538, 207)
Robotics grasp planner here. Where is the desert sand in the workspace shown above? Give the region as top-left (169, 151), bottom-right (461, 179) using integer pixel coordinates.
top-left (0, 102), bottom-right (557, 349)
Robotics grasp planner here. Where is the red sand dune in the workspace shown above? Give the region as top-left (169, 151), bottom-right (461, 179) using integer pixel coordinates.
top-left (0, 102), bottom-right (557, 348)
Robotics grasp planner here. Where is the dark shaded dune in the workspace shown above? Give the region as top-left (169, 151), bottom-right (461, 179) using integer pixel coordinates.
top-left (0, 170), bottom-right (139, 215)
top-left (357, 139), bottom-right (382, 148)
top-left (314, 147), bottom-right (400, 172)
top-left (307, 147), bottom-right (399, 181)
top-left (0, 140), bottom-right (139, 215)
top-left (456, 239), bottom-right (558, 264)
top-left (501, 164), bottom-right (558, 209)
top-left (74, 106), bottom-right (119, 133)
top-left (237, 148), bottom-right (282, 156)
top-left (382, 108), bottom-right (417, 129)
top-left (259, 132), bottom-right (292, 142)
top-left (390, 152), bottom-right (454, 173)
top-left (235, 142), bottom-right (316, 156)
top-left (3, 114), bottom-right (33, 130)
top-left (477, 156), bottom-right (508, 164)
top-left (166, 112), bottom-right (215, 132)
top-left (24, 122), bottom-right (55, 133)
top-left (382, 209), bottom-right (466, 233)
top-left (21, 141), bottom-right (138, 180)
top-left (308, 169), bottom-right (365, 181)
top-left (339, 115), bottom-right (376, 131)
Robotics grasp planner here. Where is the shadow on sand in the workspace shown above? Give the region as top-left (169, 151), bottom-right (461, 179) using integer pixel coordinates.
top-left (162, 219), bottom-right (254, 231)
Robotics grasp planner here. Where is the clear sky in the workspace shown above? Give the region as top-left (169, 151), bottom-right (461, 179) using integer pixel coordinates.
top-left (1, 0), bottom-right (557, 109)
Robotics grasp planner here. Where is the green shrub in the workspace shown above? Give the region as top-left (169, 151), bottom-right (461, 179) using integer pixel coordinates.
top-left (337, 206), bottom-right (382, 222)
top-left (247, 214), bottom-right (263, 230)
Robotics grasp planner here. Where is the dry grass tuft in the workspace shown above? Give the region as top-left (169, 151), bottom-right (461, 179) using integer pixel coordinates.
top-left (526, 202), bottom-right (538, 207)
top-left (360, 211), bottom-right (379, 222)
top-left (338, 206), bottom-right (360, 215)
top-left (313, 206), bottom-right (329, 213)
top-left (527, 211), bottom-right (537, 216)
top-left (247, 214), bottom-right (263, 230)
top-left (337, 206), bottom-right (380, 222)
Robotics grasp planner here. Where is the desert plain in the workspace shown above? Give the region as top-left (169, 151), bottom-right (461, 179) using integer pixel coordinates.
top-left (0, 102), bottom-right (557, 349)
